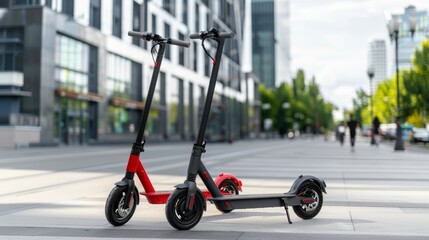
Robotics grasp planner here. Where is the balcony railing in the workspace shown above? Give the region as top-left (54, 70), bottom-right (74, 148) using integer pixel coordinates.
top-left (9, 113), bottom-right (39, 126)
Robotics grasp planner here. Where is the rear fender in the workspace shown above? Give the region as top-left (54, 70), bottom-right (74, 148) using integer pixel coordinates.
top-left (287, 175), bottom-right (327, 194)
top-left (214, 173), bottom-right (243, 192)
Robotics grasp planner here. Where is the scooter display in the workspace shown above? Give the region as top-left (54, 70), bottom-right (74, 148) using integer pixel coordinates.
top-left (165, 28), bottom-right (327, 230)
top-left (105, 31), bottom-right (242, 226)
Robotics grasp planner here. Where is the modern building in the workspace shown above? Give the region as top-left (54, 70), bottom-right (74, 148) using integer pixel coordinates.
top-left (251, 0), bottom-right (276, 89)
top-left (367, 39), bottom-right (387, 86)
top-left (0, 0), bottom-right (260, 147)
top-left (388, 5), bottom-right (429, 75)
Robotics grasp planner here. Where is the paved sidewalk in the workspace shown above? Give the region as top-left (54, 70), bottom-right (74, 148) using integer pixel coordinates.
top-left (0, 138), bottom-right (428, 239)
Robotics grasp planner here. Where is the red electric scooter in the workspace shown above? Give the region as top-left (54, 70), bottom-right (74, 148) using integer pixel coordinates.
top-left (105, 31), bottom-right (242, 226)
top-left (164, 28), bottom-right (326, 230)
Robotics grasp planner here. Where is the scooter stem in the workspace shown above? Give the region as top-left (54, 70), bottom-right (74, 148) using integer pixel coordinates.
top-left (132, 43), bottom-right (166, 155)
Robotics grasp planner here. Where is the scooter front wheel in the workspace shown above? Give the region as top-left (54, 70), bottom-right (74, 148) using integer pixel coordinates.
top-left (105, 186), bottom-right (137, 226)
top-left (165, 189), bottom-right (203, 230)
top-left (292, 181), bottom-right (323, 219)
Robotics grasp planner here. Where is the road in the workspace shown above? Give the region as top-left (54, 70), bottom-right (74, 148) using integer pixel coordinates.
top-left (0, 138), bottom-right (428, 239)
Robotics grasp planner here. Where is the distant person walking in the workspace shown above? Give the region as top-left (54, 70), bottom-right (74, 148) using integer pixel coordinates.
top-left (337, 121), bottom-right (345, 146)
top-left (347, 114), bottom-right (359, 152)
top-left (372, 116), bottom-right (381, 147)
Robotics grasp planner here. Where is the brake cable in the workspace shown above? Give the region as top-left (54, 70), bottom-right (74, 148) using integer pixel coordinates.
top-left (201, 38), bottom-right (215, 62)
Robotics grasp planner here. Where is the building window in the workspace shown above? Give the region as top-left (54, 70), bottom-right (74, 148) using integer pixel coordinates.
top-left (164, 22), bottom-right (171, 60)
top-left (106, 53), bottom-right (132, 99)
top-left (163, 0), bottom-right (175, 16)
top-left (89, 0), bottom-right (101, 29)
top-left (178, 32), bottom-right (185, 66)
top-left (151, 14), bottom-right (157, 34)
top-left (168, 77), bottom-right (179, 135)
top-left (204, 51), bottom-right (210, 76)
top-left (112, 0), bottom-right (122, 38)
top-left (182, 0), bottom-right (188, 25)
top-left (132, 1), bottom-right (141, 46)
top-left (0, 28), bottom-right (23, 71)
top-left (61, 0), bottom-right (74, 16)
top-left (0, 0), bottom-right (9, 7)
top-left (106, 53), bottom-right (140, 135)
top-left (195, 2), bottom-right (199, 31)
top-left (55, 34), bottom-right (94, 94)
top-left (11, 0), bottom-right (40, 6)
top-left (192, 42), bottom-right (198, 72)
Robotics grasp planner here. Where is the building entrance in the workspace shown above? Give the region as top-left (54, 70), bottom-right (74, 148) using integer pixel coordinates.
top-left (56, 98), bottom-right (89, 145)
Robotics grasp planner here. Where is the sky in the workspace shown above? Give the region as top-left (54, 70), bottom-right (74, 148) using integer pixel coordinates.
top-left (283, 0), bottom-right (429, 120)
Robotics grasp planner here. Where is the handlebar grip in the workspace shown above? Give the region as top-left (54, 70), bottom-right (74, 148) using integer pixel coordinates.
top-left (168, 38), bottom-right (190, 48)
top-left (190, 33), bottom-right (201, 39)
top-left (219, 32), bottom-right (235, 38)
top-left (128, 31), bottom-right (146, 38)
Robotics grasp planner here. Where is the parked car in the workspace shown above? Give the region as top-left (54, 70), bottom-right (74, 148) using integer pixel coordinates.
top-left (361, 125), bottom-right (372, 137)
top-left (380, 123), bottom-right (395, 139)
top-left (410, 128), bottom-right (429, 143)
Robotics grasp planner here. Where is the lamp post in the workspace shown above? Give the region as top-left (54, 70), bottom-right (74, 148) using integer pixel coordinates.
top-left (387, 14), bottom-right (416, 151)
top-left (367, 67), bottom-right (376, 145)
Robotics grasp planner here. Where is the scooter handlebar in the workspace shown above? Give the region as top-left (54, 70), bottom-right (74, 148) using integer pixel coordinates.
top-left (128, 31), bottom-right (190, 47)
top-left (219, 32), bottom-right (236, 38)
top-left (128, 31), bottom-right (148, 39)
top-left (168, 38), bottom-right (190, 48)
top-left (189, 31), bottom-right (235, 39)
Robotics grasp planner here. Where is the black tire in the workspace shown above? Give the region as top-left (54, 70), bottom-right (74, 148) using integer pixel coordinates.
top-left (218, 179), bottom-right (239, 195)
top-left (105, 186), bottom-right (137, 226)
top-left (217, 179), bottom-right (239, 213)
top-left (292, 181), bottom-right (323, 220)
top-left (165, 189), bottom-right (203, 230)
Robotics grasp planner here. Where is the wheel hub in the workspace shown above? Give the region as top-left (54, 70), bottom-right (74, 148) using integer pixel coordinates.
top-left (117, 195), bottom-right (134, 218)
top-left (301, 189), bottom-right (319, 211)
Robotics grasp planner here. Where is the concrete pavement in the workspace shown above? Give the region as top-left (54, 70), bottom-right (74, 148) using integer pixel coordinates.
top-left (0, 138), bottom-right (428, 239)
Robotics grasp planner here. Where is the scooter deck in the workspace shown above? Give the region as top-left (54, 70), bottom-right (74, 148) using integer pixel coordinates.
top-left (141, 189), bottom-right (230, 204)
top-left (209, 193), bottom-right (301, 209)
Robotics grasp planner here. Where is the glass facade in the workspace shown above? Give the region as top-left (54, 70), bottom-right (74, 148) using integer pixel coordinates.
top-left (252, 0), bottom-right (276, 89)
top-left (54, 34), bottom-right (97, 144)
top-left (0, 0), bottom-right (256, 146)
top-left (106, 53), bottom-right (142, 135)
top-left (0, 28), bottom-right (23, 71)
top-left (107, 53), bottom-right (132, 99)
top-left (55, 34), bottom-right (90, 93)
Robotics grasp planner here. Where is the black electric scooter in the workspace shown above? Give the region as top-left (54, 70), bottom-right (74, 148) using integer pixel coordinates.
top-left (105, 31), bottom-right (242, 227)
top-left (165, 28), bottom-right (327, 230)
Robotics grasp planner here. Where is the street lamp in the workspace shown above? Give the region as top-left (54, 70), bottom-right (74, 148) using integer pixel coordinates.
top-left (367, 67), bottom-right (376, 145)
top-left (387, 14), bottom-right (416, 151)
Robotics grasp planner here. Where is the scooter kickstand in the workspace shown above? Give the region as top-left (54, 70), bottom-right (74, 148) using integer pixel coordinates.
top-left (282, 199), bottom-right (293, 224)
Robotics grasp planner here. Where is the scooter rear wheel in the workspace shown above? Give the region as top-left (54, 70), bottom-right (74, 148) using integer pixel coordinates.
top-left (217, 179), bottom-right (239, 213)
top-left (165, 189), bottom-right (203, 230)
top-left (218, 179), bottom-right (239, 195)
top-left (292, 181), bottom-right (323, 219)
top-left (105, 186), bottom-right (137, 226)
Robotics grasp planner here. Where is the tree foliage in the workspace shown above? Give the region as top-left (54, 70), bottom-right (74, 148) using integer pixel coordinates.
top-left (351, 39), bottom-right (429, 127)
top-left (260, 69), bottom-right (335, 136)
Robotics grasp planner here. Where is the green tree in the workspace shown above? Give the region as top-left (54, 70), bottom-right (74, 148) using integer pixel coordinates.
top-left (259, 70), bottom-right (335, 135)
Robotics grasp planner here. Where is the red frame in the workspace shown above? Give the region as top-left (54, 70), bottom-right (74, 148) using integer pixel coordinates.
top-left (126, 153), bottom-right (242, 204)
